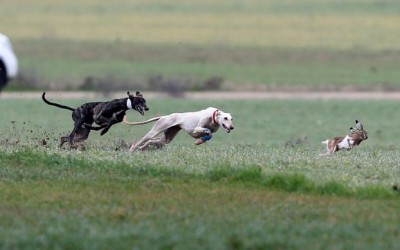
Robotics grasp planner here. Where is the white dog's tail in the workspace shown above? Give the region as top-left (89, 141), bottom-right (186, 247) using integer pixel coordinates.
top-left (123, 115), bottom-right (161, 125)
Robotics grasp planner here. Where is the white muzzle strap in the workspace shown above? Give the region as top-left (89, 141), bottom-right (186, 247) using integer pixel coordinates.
top-left (127, 99), bottom-right (133, 109)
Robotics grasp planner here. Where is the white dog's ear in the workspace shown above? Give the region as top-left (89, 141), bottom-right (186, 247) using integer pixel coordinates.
top-left (215, 110), bottom-right (221, 117)
top-left (355, 120), bottom-right (363, 130)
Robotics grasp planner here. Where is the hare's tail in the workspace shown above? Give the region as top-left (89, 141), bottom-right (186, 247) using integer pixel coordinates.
top-left (321, 140), bottom-right (329, 144)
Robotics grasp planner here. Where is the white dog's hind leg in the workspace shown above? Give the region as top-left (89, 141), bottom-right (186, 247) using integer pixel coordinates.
top-left (130, 130), bottom-right (160, 151)
top-left (139, 137), bottom-right (166, 150)
top-left (130, 118), bottom-right (174, 151)
top-left (139, 126), bottom-right (181, 150)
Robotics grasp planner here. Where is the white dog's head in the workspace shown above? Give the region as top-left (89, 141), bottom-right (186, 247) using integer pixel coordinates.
top-left (216, 111), bottom-right (234, 133)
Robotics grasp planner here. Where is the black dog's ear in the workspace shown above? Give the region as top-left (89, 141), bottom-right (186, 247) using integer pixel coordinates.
top-left (136, 91), bottom-right (142, 97)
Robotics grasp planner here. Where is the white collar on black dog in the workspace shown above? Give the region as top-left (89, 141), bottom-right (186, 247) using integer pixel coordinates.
top-left (126, 99), bottom-right (133, 109)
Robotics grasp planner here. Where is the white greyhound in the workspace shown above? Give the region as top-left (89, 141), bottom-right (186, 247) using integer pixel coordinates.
top-left (123, 107), bottom-right (234, 151)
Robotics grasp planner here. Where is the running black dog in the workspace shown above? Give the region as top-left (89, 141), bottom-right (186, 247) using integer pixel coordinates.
top-left (42, 91), bottom-right (149, 147)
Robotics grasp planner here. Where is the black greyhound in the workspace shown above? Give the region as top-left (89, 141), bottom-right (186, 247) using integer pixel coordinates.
top-left (42, 91), bottom-right (149, 147)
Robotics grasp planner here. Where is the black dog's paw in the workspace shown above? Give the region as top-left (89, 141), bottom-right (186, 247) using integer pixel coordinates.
top-left (100, 128), bottom-right (110, 136)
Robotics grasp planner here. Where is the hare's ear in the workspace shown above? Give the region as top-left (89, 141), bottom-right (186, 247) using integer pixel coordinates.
top-left (355, 120), bottom-right (363, 130)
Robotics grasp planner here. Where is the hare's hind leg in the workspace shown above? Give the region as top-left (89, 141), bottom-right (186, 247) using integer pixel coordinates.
top-left (320, 140), bottom-right (336, 156)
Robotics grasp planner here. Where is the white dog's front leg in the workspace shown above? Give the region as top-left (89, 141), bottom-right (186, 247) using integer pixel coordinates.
top-left (193, 128), bottom-right (212, 145)
top-left (193, 127), bottom-right (207, 134)
top-left (195, 138), bottom-right (206, 145)
top-left (193, 127), bottom-right (211, 137)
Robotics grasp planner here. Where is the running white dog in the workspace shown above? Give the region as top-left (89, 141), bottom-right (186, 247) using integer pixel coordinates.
top-left (123, 107), bottom-right (234, 151)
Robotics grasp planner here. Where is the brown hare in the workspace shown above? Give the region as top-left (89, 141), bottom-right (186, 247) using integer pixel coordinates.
top-left (321, 120), bottom-right (368, 156)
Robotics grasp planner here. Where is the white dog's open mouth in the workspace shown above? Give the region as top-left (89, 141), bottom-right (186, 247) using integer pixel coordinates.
top-left (223, 124), bottom-right (231, 133)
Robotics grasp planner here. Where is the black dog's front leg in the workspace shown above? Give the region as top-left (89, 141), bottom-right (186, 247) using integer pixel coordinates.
top-left (84, 123), bottom-right (106, 131)
top-left (99, 114), bottom-right (124, 136)
top-left (96, 110), bottom-right (126, 136)
top-left (100, 122), bottom-right (116, 136)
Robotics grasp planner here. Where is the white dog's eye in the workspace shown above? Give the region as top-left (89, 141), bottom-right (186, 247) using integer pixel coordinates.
top-left (224, 117), bottom-right (228, 120)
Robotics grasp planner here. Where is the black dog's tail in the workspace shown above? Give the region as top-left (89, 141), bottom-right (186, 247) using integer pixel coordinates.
top-left (42, 92), bottom-right (75, 111)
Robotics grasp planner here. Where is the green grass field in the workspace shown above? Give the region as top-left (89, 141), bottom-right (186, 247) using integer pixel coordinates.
top-left (1, 0), bottom-right (400, 248)
top-left (1, 98), bottom-right (399, 249)
top-left (1, 0), bottom-right (400, 90)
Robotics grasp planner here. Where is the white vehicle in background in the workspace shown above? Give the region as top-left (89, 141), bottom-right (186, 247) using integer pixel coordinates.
top-left (0, 33), bottom-right (18, 92)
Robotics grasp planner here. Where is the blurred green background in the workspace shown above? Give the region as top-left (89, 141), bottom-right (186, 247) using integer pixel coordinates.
top-left (1, 0), bottom-right (399, 91)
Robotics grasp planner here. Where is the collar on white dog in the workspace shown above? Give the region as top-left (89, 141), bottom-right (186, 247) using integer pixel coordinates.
top-left (212, 110), bottom-right (219, 125)
top-left (126, 99), bottom-right (133, 109)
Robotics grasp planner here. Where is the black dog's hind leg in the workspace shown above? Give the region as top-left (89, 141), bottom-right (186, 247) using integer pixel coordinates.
top-left (60, 127), bottom-right (91, 148)
top-left (60, 136), bottom-right (69, 147)
top-left (67, 118), bottom-right (87, 145)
